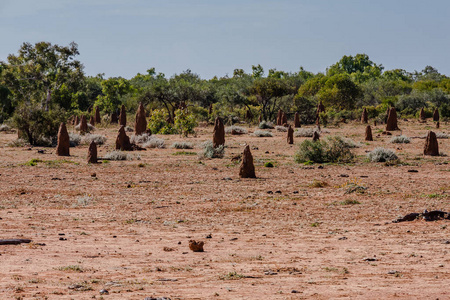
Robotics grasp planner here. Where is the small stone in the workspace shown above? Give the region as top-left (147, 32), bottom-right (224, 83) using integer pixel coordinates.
top-left (189, 240), bottom-right (204, 252)
top-left (99, 289), bottom-right (109, 295)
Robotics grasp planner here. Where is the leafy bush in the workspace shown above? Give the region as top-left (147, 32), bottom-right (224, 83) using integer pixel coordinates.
top-left (174, 109), bottom-right (198, 137)
top-left (258, 121), bottom-right (274, 129)
top-left (103, 150), bottom-right (139, 161)
top-left (199, 141), bottom-right (225, 158)
top-left (148, 109), bottom-right (176, 135)
top-left (253, 130), bottom-right (273, 137)
top-left (225, 126), bottom-right (248, 135)
top-left (390, 135), bottom-right (411, 144)
top-left (294, 136), bottom-right (355, 163)
top-left (171, 141), bottom-right (194, 149)
top-left (12, 103), bottom-right (67, 146)
top-left (367, 147), bottom-right (398, 162)
top-left (275, 125), bottom-right (288, 132)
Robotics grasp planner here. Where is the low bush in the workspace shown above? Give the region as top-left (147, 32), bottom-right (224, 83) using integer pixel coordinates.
top-left (294, 127), bottom-right (320, 137)
top-left (275, 126), bottom-right (288, 132)
top-left (83, 134), bottom-right (106, 145)
top-left (367, 147), bottom-right (398, 162)
top-left (199, 141), bottom-right (225, 158)
top-left (171, 141), bottom-right (194, 149)
top-left (142, 136), bottom-right (165, 149)
top-left (294, 136), bottom-right (355, 163)
top-left (225, 126), bottom-right (248, 135)
top-left (390, 135), bottom-right (411, 144)
top-left (253, 130), bottom-right (273, 137)
top-left (103, 150), bottom-right (139, 161)
top-left (258, 121), bottom-right (274, 129)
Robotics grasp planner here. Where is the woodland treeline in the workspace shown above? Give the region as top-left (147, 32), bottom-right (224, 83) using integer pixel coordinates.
top-left (1, 42), bottom-right (449, 141)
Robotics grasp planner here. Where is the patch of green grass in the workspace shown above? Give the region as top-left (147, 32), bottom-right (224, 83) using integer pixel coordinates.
top-left (172, 151), bottom-right (197, 156)
top-left (264, 162), bottom-right (274, 167)
top-left (310, 222), bottom-right (320, 227)
top-left (22, 158), bottom-right (42, 166)
top-left (422, 193), bottom-right (447, 199)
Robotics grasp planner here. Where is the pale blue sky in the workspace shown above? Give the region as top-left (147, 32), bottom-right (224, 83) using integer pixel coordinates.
top-left (1, 0), bottom-right (449, 79)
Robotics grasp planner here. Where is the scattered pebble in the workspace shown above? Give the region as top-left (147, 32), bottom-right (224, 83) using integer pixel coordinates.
top-left (264, 271), bottom-right (278, 275)
top-left (99, 289), bottom-right (109, 295)
top-left (363, 257), bottom-right (378, 261)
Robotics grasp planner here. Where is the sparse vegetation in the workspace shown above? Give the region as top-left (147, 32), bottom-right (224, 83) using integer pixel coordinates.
top-left (253, 130), bottom-right (273, 137)
top-left (367, 147), bottom-right (398, 162)
top-left (294, 136), bottom-right (355, 163)
top-left (258, 121), bottom-right (274, 129)
top-left (199, 141), bottom-right (225, 158)
top-left (103, 150), bottom-right (139, 161)
top-left (171, 141), bottom-right (194, 149)
top-left (142, 136), bottom-right (165, 149)
top-left (294, 127), bottom-right (320, 137)
top-left (225, 126), bottom-right (248, 135)
top-left (219, 271), bottom-right (246, 280)
top-left (275, 125), bottom-right (288, 132)
top-left (390, 135), bottom-right (411, 144)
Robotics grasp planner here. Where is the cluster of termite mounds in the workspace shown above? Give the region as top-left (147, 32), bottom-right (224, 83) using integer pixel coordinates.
top-left (58, 102), bottom-right (151, 163)
top-left (55, 97), bottom-right (445, 168)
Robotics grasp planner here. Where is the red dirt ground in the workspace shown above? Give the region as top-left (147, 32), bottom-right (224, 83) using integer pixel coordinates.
top-left (0, 119), bottom-right (449, 299)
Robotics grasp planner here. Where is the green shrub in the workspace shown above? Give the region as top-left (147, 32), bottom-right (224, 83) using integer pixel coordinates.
top-left (174, 109), bottom-right (198, 137)
top-left (148, 109), bottom-right (176, 135)
top-left (264, 162), bottom-right (274, 167)
top-left (294, 136), bottom-right (355, 164)
top-left (12, 103), bottom-right (67, 146)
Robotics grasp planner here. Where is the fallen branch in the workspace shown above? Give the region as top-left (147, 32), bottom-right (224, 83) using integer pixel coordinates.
top-left (393, 210), bottom-right (449, 223)
top-left (0, 239), bottom-right (32, 245)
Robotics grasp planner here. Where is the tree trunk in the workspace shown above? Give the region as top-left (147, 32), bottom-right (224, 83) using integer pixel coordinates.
top-left (45, 88), bottom-right (51, 111)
